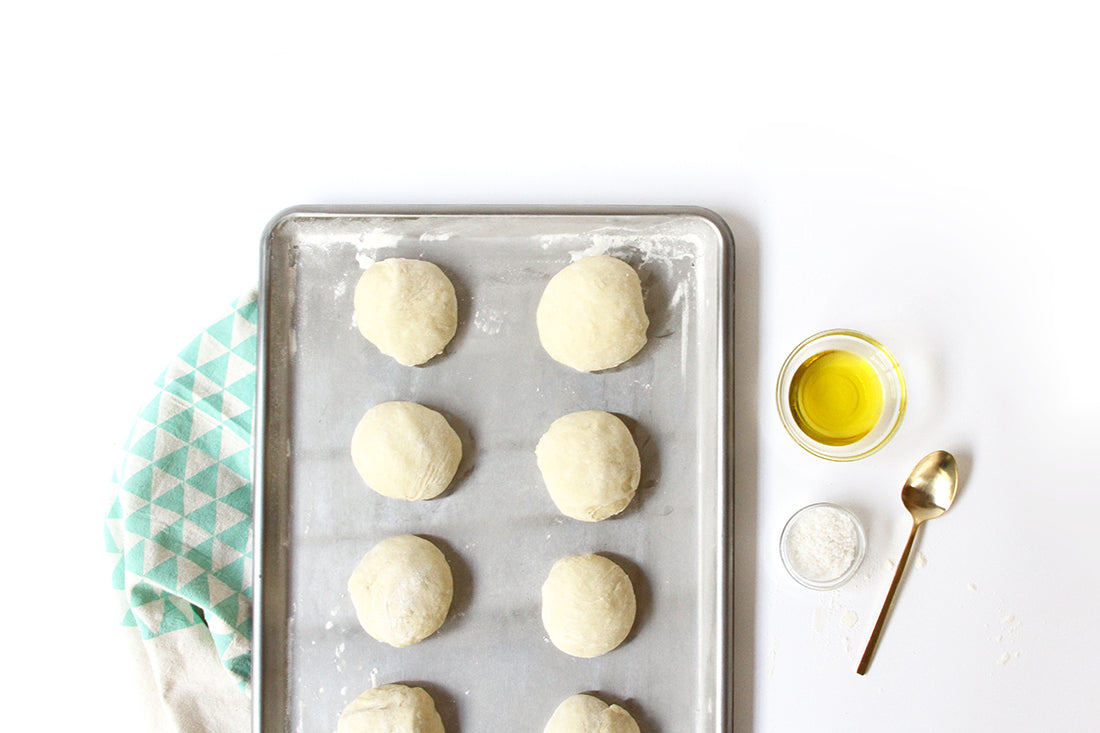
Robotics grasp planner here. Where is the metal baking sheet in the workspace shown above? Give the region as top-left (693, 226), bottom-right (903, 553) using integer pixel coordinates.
top-left (255, 207), bottom-right (733, 732)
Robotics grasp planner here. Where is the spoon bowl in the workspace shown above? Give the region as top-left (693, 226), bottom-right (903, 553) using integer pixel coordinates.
top-left (857, 450), bottom-right (958, 675)
top-left (901, 450), bottom-right (958, 522)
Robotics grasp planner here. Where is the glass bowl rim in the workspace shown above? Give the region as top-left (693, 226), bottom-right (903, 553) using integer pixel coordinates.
top-left (779, 501), bottom-right (868, 590)
top-left (775, 328), bottom-right (907, 461)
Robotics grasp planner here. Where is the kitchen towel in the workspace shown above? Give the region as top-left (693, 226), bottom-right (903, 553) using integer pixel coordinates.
top-left (105, 291), bottom-right (257, 732)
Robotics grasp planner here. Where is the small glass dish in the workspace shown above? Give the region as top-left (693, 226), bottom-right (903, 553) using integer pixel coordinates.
top-left (780, 502), bottom-right (867, 590)
top-left (776, 328), bottom-right (906, 461)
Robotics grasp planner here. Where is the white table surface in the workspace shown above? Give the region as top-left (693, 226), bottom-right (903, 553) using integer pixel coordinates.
top-left (4, 1), bottom-right (1097, 731)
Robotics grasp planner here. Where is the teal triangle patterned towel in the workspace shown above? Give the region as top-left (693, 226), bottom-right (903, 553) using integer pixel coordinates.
top-left (105, 291), bottom-right (258, 731)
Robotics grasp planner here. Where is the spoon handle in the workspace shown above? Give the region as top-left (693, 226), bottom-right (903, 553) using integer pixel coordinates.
top-left (857, 519), bottom-right (921, 675)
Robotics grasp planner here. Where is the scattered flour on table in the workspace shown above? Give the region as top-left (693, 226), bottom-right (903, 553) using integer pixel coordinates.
top-left (350, 225), bottom-right (404, 270)
top-left (812, 607), bottom-right (827, 634)
top-left (355, 228), bottom-right (402, 264)
top-left (355, 251), bottom-right (376, 270)
top-left (559, 226), bottom-right (704, 266)
top-left (971, 581), bottom-right (1023, 668)
top-left (806, 593), bottom-right (864, 662)
top-left (334, 642), bottom-right (347, 673)
top-left (995, 612), bottom-right (1022, 665)
top-left (473, 306), bottom-right (504, 335)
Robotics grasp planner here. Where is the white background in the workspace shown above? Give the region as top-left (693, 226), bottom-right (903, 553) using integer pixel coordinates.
top-left (3, 1), bottom-right (1097, 731)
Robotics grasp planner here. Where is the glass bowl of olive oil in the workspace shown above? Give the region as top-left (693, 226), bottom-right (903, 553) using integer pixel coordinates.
top-left (776, 329), bottom-right (906, 461)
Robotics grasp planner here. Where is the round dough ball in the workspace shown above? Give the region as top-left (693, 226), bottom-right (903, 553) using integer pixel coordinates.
top-left (338, 683), bottom-right (444, 733)
top-left (536, 255), bottom-right (649, 372)
top-left (541, 554), bottom-right (636, 658)
top-left (348, 535), bottom-right (454, 647)
top-left (351, 401), bottom-right (462, 501)
top-left (354, 258), bottom-right (458, 366)
top-left (536, 410), bottom-right (641, 522)
top-left (544, 694), bottom-right (640, 733)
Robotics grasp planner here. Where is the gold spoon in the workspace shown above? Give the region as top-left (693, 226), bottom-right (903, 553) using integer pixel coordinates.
top-left (857, 450), bottom-right (958, 675)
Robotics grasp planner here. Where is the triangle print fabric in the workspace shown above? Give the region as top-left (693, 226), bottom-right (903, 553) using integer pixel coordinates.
top-left (105, 291), bottom-right (258, 689)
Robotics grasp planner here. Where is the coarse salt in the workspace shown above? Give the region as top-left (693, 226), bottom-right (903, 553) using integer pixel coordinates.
top-left (783, 504), bottom-right (863, 586)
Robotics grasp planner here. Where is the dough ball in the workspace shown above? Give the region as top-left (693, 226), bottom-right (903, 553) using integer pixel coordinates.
top-left (348, 535), bottom-right (453, 647)
top-left (541, 554), bottom-right (636, 658)
top-left (354, 258), bottom-right (458, 366)
top-left (536, 255), bottom-right (649, 372)
top-left (536, 410), bottom-right (641, 522)
top-left (351, 401), bottom-right (462, 501)
top-left (338, 683), bottom-right (445, 733)
top-left (544, 694), bottom-right (640, 733)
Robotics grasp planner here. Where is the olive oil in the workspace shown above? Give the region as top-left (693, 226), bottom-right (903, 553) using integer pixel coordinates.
top-left (789, 350), bottom-right (884, 446)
